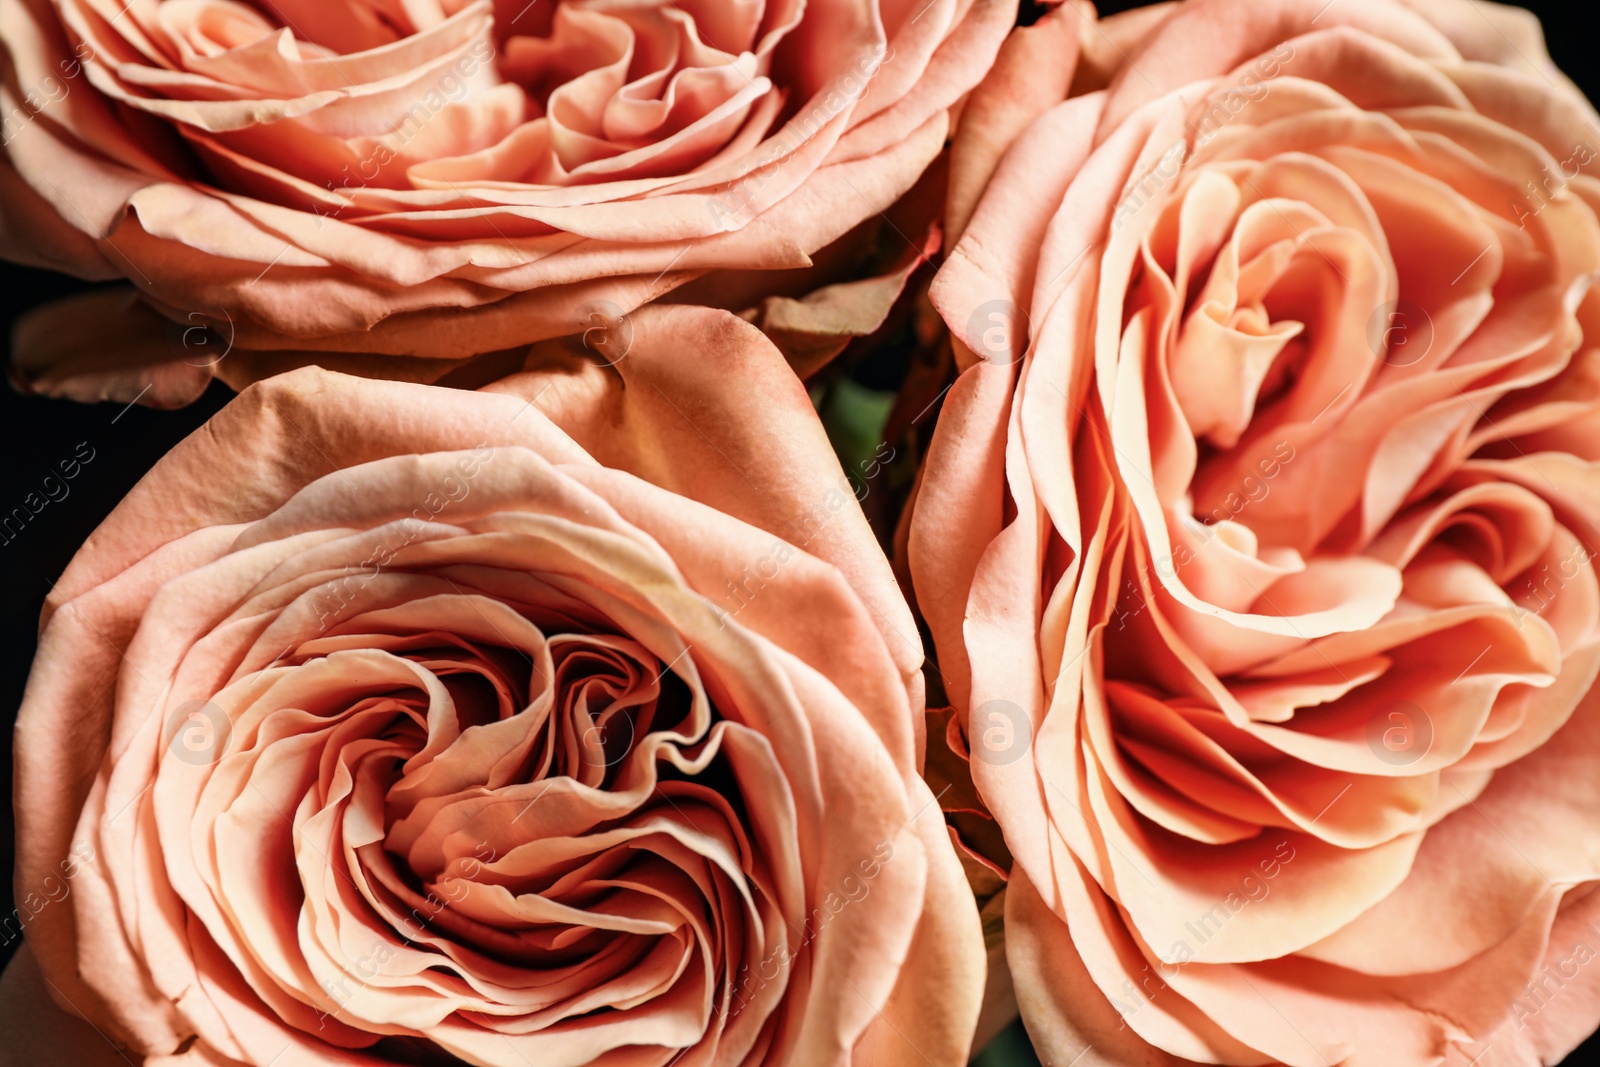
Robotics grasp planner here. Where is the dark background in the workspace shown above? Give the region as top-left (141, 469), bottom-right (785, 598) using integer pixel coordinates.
top-left (3, 1), bottom-right (1598, 1062)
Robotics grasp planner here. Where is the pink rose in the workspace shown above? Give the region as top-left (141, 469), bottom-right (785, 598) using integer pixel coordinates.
top-left (911, 1), bottom-right (1600, 1063)
top-left (5, 306), bottom-right (982, 1064)
top-left (0, 0), bottom-right (1014, 403)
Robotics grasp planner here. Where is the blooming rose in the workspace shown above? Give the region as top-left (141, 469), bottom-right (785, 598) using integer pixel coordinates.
top-left (5, 305), bottom-right (982, 1065)
top-left (0, 0), bottom-right (1013, 403)
top-left (910, 0), bottom-right (1600, 1063)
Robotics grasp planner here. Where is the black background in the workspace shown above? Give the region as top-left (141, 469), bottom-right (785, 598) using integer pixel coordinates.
top-left (3, 1), bottom-right (1598, 1062)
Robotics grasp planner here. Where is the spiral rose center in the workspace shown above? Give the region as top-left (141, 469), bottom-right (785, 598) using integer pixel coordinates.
top-left (1081, 90), bottom-right (1600, 862)
top-left (152, 574), bottom-right (789, 1060)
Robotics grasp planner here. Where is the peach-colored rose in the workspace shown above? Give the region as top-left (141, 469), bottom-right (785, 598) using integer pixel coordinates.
top-left (0, 0), bottom-right (1014, 404)
top-left (4, 306), bottom-right (982, 1065)
top-left (910, 1), bottom-right (1600, 1064)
